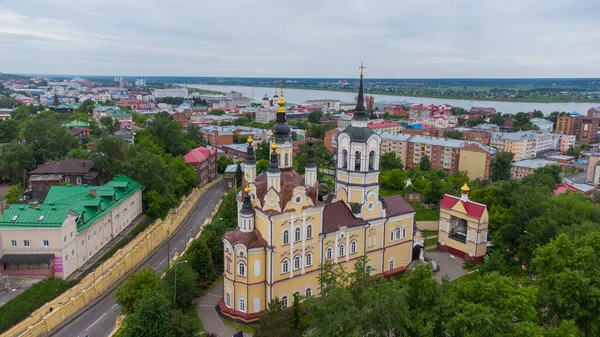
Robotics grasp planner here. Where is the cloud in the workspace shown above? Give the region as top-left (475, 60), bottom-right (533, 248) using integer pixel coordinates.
top-left (1, 0), bottom-right (599, 77)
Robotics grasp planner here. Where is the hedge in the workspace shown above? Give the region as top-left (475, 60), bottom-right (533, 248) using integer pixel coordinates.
top-left (0, 278), bottom-right (77, 333)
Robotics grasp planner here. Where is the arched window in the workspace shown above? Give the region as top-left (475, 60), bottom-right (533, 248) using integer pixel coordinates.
top-left (342, 149), bottom-right (348, 169)
top-left (281, 295), bottom-right (288, 307)
top-left (238, 262), bottom-right (246, 276)
top-left (395, 227), bottom-right (402, 240)
top-left (306, 225), bottom-right (313, 239)
top-left (282, 259), bottom-right (289, 273)
top-left (294, 227), bottom-right (301, 242)
top-left (369, 150), bottom-right (375, 170)
top-left (355, 151), bottom-right (361, 170)
top-left (402, 227), bottom-right (406, 238)
top-left (294, 255), bottom-right (301, 270)
top-left (389, 259), bottom-right (395, 271)
top-left (338, 243), bottom-right (345, 257)
top-left (326, 247), bottom-right (333, 260)
top-left (305, 252), bottom-right (313, 266)
top-left (225, 292), bottom-right (231, 307)
top-left (369, 233), bottom-right (376, 247)
top-left (350, 240), bottom-right (357, 254)
top-left (305, 288), bottom-right (312, 297)
top-left (285, 153), bottom-right (289, 167)
top-left (390, 231), bottom-right (394, 242)
top-left (239, 298), bottom-right (246, 312)
top-left (283, 230), bottom-right (289, 245)
top-left (226, 257), bottom-right (231, 273)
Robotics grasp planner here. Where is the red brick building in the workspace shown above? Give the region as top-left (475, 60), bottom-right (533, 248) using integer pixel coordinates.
top-left (119, 100), bottom-right (154, 110)
top-left (184, 147), bottom-right (218, 186)
top-left (384, 105), bottom-right (409, 117)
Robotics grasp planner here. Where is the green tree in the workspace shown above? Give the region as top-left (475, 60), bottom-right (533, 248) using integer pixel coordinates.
top-left (22, 118), bottom-right (78, 164)
top-left (419, 155), bottom-right (431, 171)
top-left (185, 124), bottom-right (205, 146)
top-left (490, 150), bottom-right (514, 182)
top-left (467, 117), bottom-right (486, 127)
top-left (217, 154), bottom-right (233, 173)
top-left (183, 238), bottom-right (213, 283)
top-left (424, 178), bottom-right (445, 204)
top-left (566, 145), bottom-right (582, 159)
top-left (93, 136), bottom-right (127, 180)
top-left (209, 110), bottom-right (225, 116)
top-left (147, 111), bottom-right (194, 156)
top-left (254, 141), bottom-right (270, 161)
top-left (122, 291), bottom-right (173, 337)
top-left (443, 130), bottom-right (464, 140)
top-left (489, 112), bottom-right (505, 126)
top-left (100, 116), bottom-right (119, 134)
top-left (0, 143), bottom-right (36, 184)
top-left (307, 110), bottom-right (323, 124)
top-left (257, 159), bottom-right (269, 172)
top-left (451, 107), bottom-right (468, 115)
top-left (0, 119), bottom-right (18, 143)
top-left (3, 184), bottom-right (23, 204)
top-left (162, 261), bottom-right (197, 310)
top-left (254, 297), bottom-right (299, 337)
top-left (380, 169), bottom-right (407, 193)
top-left (235, 163), bottom-right (243, 187)
top-left (116, 267), bottom-right (162, 313)
top-left (379, 152), bottom-right (403, 170)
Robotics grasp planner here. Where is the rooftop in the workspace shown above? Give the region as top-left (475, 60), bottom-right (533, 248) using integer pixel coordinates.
top-left (184, 146), bottom-right (217, 163)
top-left (440, 195), bottom-right (487, 219)
top-left (512, 159), bottom-right (557, 169)
top-left (30, 159), bottom-right (94, 175)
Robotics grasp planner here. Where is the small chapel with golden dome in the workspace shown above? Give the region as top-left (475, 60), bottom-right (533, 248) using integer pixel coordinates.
top-left (220, 66), bottom-right (417, 322)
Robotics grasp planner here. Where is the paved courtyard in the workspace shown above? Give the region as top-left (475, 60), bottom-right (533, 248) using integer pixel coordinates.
top-left (197, 280), bottom-right (253, 337)
top-left (425, 251), bottom-right (465, 282)
top-left (0, 275), bottom-right (46, 307)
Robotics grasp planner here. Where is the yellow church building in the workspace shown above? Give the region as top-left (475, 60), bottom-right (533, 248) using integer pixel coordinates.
top-left (220, 67), bottom-right (417, 322)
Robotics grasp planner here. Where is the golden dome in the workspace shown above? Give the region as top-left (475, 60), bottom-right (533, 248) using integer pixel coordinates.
top-left (277, 84), bottom-right (286, 113)
top-left (461, 183), bottom-right (470, 194)
top-left (271, 142), bottom-right (277, 150)
top-left (244, 185), bottom-right (250, 193)
top-left (247, 136), bottom-right (253, 144)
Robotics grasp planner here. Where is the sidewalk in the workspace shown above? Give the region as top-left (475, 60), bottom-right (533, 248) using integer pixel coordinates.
top-left (197, 280), bottom-right (253, 337)
top-left (67, 214), bottom-right (147, 281)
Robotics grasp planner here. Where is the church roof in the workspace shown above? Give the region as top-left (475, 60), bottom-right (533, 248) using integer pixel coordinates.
top-left (440, 195), bottom-right (486, 219)
top-left (341, 125), bottom-right (377, 142)
top-left (223, 228), bottom-right (268, 249)
top-left (248, 168), bottom-right (319, 212)
top-left (322, 200), bottom-right (367, 234)
top-left (381, 195), bottom-right (415, 217)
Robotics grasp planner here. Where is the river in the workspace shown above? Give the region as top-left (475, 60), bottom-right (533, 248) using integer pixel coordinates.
top-left (186, 84), bottom-right (597, 115)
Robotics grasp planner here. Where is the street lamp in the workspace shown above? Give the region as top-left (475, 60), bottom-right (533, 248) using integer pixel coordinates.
top-left (450, 255), bottom-right (462, 286)
top-left (173, 260), bottom-right (188, 302)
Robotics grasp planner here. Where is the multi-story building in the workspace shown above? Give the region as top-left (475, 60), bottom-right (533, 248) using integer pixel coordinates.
top-left (468, 107), bottom-right (497, 116)
top-left (409, 104), bottom-right (432, 119)
top-left (118, 100), bottom-right (154, 111)
top-left (379, 132), bottom-right (411, 166)
top-left (152, 88), bottom-right (188, 99)
top-left (555, 115), bottom-right (599, 144)
top-left (324, 127), bottom-right (343, 154)
top-left (511, 159), bottom-right (558, 179)
top-left (334, 113), bottom-right (353, 128)
top-left (224, 164), bottom-right (241, 191)
top-left (220, 71), bottom-right (418, 322)
top-left (368, 121), bottom-right (401, 134)
top-left (255, 110), bottom-right (277, 123)
top-left (405, 135), bottom-right (495, 179)
top-left (184, 146), bottom-right (218, 186)
top-left (29, 159), bottom-right (99, 201)
top-left (412, 116), bottom-right (458, 129)
top-left (437, 184), bottom-right (489, 263)
top-left (383, 105), bottom-right (409, 117)
top-left (0, 175), bottom-right (143, 279)
top-left (530, 118), bottom-right (554, 132)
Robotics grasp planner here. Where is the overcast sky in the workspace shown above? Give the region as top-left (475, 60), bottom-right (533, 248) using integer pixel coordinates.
top-left (1, 0), bottom-right (599, 78)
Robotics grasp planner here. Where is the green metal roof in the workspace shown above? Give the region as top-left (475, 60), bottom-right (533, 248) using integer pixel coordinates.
top-left (49, 103), bottom-right (79, 109)
top-left (0, 175), bottom-right (143, 232)
top-left (62, 120), bottom-right (90, 128)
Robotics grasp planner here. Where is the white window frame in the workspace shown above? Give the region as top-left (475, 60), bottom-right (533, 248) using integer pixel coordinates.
top-left (294, 227), bottom-right (301, 242)
top-left (326, 247), bottom-right (333, 260)
top-left (305, 252), bottom-right (313, 267)
top-left (283, 230), bottom-right (289, 245)
top-left (238, 297), bottom-right (246, 313)
top-left (10, 240), bottom-right (17, 247)
top-left (282, 259), bottom-right (289, 273)
top-left (237, 262), bottom-right (246, 277)
top-left (42, 240), bottom-right (49, 247)
top-left (225, 292), bottom-right (231, 308)
top-left (306, 225), bottom-right (313, 239)
top-left (294, 255), bottom-right (301, 270)
top-left (350, 240), bottom-right (357, 254)
top-left (23, 240), bottom-right (30, 247)
top-left (395, 227), bottom-right (402, 240)
top-left (281, 295), bottom-right (288, 308)
top-left (305, 288), bottom-right (312, 297)
top-left (338, 243), bottom-right (345, 257)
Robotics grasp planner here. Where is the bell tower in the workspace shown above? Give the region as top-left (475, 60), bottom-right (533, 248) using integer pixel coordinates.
top-left (272, 84), bottom-right (293, 169)
top-left (334, 64), bottom-right (383, 220)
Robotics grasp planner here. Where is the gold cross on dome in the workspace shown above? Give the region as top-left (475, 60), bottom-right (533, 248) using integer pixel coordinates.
top-left (359, 62), bottom-right (366, 77)
top-left (280, 83), bottom-right (284, 96)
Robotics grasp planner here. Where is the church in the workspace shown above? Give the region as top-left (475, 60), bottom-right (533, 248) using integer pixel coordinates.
top-left (220, 66), bottom-right (417, 322)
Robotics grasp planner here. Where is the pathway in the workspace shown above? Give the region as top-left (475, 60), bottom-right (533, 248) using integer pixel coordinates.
top-left (197, 280), bottom-right (252, 337)
top-left (425, 251), bottom-right (464, 282)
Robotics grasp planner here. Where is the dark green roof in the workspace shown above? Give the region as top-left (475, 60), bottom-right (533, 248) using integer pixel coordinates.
top-left (0, 175), bottom-right (143, 232)
top-left (62, 120), bottom-right (90, 128)
top-left (342, 125), bottom-right (377, 142)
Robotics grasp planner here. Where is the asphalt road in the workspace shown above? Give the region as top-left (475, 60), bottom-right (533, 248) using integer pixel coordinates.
top-left (50, 181), bottom-right (225, 337)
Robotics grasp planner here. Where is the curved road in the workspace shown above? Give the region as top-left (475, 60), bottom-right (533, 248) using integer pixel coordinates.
top-left (50, 181), bottom-right (225, 337)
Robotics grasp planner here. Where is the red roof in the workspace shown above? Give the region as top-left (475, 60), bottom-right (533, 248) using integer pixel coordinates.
top-left (368, 121), bottom-right (400, 129)
top-left (440, 195), bottom-right (486, 219)
top-left (322, 201), bottom-right (367, 234)
top-left (184, 146), bottom-right (216, 163)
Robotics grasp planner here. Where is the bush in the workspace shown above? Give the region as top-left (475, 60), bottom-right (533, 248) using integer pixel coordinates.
top-left (463, 260), bottom-right (475, 269)
top-left (0, 278), bottom-right (77, 333)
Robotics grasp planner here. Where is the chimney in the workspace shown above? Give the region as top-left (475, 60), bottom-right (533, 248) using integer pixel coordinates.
top-left (29, 203), bottom-right (39, 210)
top-left (90, 189), bottom-right (97, 197)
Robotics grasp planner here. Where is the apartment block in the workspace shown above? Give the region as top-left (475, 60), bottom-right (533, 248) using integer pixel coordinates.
top-left (555, 115), bottom-right (599, 144)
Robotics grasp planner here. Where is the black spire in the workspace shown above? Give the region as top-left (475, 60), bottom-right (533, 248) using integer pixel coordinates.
top-left (306, 138), bottom-right (316, 168)
top-left (352, 63), bottom-right (368, 122)
top-left (268, 144), bottom-right (280, 173)
top-left (240, 187), bottom-right (254, 215)
top-left (245, 139), bottom-right (255, 165)
top-left (273, 84), bottom-right (291, 143)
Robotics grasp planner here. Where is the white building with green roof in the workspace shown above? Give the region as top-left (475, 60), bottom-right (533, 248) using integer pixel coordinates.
top-left (0, 175), bottom-right (143, 279)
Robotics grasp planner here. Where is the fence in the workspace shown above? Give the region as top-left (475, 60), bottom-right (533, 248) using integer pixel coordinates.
top-left (416, 221), bottom-right (439, 232)
top-left (1, 180), bottom-right (220, 337)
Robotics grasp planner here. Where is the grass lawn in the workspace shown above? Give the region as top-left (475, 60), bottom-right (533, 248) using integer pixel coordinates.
top-left (423, 231), bottom-right (438, 238)
top-left (184, 303), bottom-right (205, 333)
top-left (425, 247), bottom-right (439, 252)
top-left (451, 271), bottom-right (481, 284)
top-left (411, 202), bottom-right (440, 221)
top-left (424, 237), bottom-right (438, 247)
top-left (198, 275), bottom-right (222, 296)
top-left (222, 318), bottom-right (257, 334)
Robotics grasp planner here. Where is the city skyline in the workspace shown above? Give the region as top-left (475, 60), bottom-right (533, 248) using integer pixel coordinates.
top-left (1, 0), bottom-right (599, 78)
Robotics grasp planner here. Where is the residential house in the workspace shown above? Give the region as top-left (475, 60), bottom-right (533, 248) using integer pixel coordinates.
top-left (29, 159), bottom-right (99, 201)
top-left (184, 146), bottom-right (218, 186)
